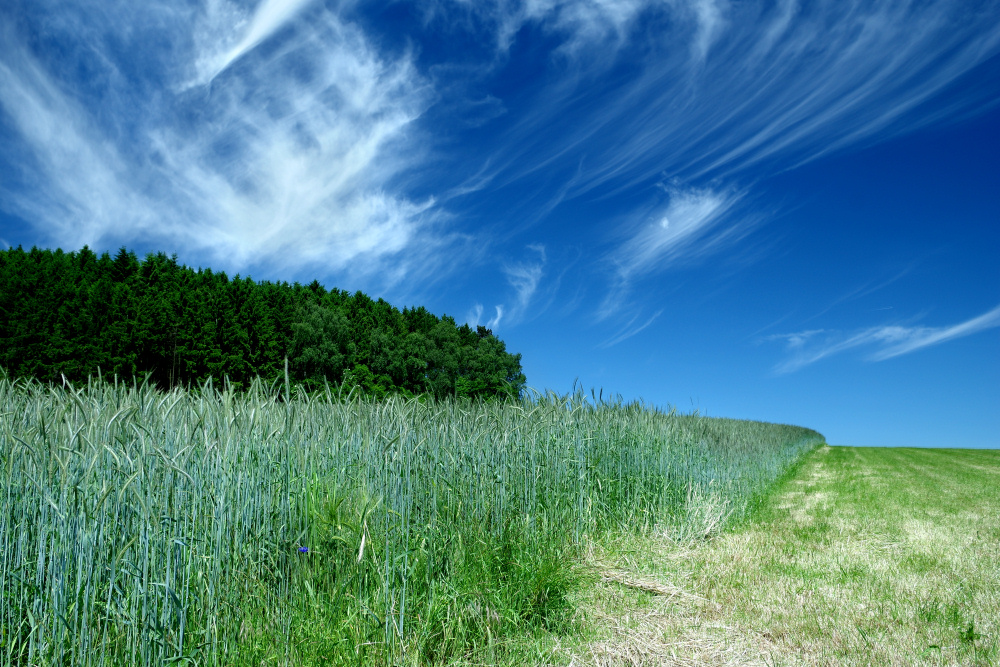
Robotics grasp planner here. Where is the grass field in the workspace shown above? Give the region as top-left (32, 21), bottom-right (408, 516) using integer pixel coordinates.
top-left (574, 446), bottom-right (1000, 666)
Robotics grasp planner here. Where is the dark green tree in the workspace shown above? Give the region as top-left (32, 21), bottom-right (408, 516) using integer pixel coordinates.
top-left (0, 245), bottom-right (527, 399)
top-left (289, 302), bottom-right (354, 386)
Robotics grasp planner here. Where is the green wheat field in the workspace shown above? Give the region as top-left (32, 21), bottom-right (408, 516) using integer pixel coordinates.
top-left (2, 374), bottom-right (996, 666)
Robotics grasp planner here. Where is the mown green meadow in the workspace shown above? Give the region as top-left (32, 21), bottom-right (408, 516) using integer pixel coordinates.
top-left (572, 446), bottom-right (1000, 666)
top-left (0, 374), bottom-right (822, 666)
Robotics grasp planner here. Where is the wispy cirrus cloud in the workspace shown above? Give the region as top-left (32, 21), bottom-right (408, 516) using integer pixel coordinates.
top-left (438, 0), bottom-right (654, 56)
top-left (502, 244), bottom-right (546, 320)
top-left (522, 0), bottom-right (654, 54)
top-left (0, 31), bottom-right (148, 248)
top-left (195, 0), bottom-right (320, 85)
top-left (768, 329), bottom-right (825, 351)
top-left (474, 0), bottom-right (1000, 195)
top-left (611, 185), bottom-right (742, 281)
top-left (431, 0), bottom-right (1000, 320)
top-left (2, 0), bottom-right (998, 310)
top-left (804, 267), bottom-right (916, 323)
top-left (0, 0), bottom-right (454, 289)
top-left (768, 304), bottom-right (1000, 374)
top-left (467, 244), bottom-right (547, 330)
top-left (600, 184), bottom-right (749, 317)
top-left (598, 309), bottom-right (663, 348)
top-left (465, 303), bottom-right (504, 330)
top-left (871, 305), bottom-right (1000, 361)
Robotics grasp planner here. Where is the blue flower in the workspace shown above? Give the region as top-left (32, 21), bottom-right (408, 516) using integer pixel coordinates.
top-left (298, 546), bottom-right (309, 554)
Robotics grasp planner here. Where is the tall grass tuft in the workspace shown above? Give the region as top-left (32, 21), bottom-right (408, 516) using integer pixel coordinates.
top-left (0, 374), bottom-right (823, 665)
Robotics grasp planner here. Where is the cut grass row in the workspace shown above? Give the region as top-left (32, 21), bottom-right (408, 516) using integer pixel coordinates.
top-left (0, 374), bottom-right (821, 665)
top-left (571, 445), bottom-right (1000, 666)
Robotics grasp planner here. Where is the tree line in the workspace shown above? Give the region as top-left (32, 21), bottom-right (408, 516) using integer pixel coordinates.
top-left (0, 246), bottom-right (526, 399)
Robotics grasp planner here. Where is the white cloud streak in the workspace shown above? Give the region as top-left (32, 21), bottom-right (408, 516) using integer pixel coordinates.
top-left (466, 303), bottom-right (504, 330)
top-left (151, 10), bottom-right (436, 273)
top-left (600, 184), bottom-right (749, 317)
top-left (0, 1), bottom-right (452, 289)
top-left (599, 309), bottom-right (663, 348)
top-left (451, 0), bottom-right (653, 55)
top-left (502, 244), bottom-right (546, 321)
top-left (767, 329), bottom-right (825, 350)
top-left (454, 0), bottom-right (1000, 197)
top-left (466, 244), bottom-right (546, 330)
top-left (0, 25), bottom-right (162, 249)
top-left (428, 0), bottom-right (1000, 321)
top-left (611, 185), bottom-right (741, 281)
top-left (769, 304), bottom-right (1000, 374)
top-left (2, 0), bottom-right (998, 301)
top-left (200, 0), bottom-right (319, 85)
top-left (872, 305), bottom-right (1000, 361)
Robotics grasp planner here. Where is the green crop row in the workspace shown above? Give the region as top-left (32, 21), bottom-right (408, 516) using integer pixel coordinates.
top-left (0, 373), bottom-right (822, 666)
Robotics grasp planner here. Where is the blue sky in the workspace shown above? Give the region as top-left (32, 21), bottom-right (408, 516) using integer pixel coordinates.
top-left (1, 0), bottom-right (998, 447)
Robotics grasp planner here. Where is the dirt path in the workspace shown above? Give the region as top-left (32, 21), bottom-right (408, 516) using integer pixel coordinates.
top-left (569, 446), bottom-right (1000, 666)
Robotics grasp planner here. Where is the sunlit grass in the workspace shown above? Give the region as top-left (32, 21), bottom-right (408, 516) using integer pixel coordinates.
top-left (575, 446), bottom-right (1000, 666)
top-left (0, 373), bottom-right (821, 665)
